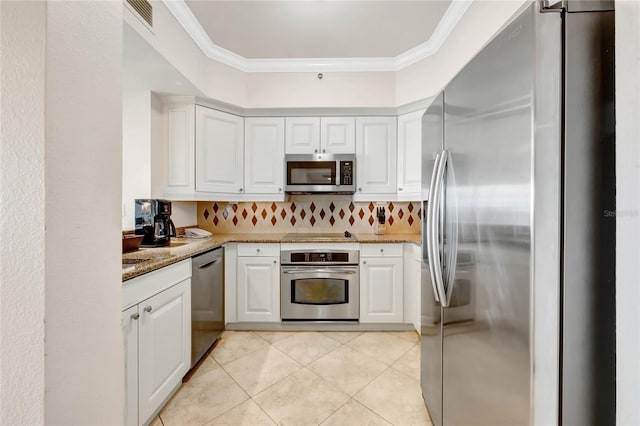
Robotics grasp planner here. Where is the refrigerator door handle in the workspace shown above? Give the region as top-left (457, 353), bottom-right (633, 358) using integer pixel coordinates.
top-left (425, 153), bottom-right (442, 303)
top-left (431, 150), bottom-right (449, 307)
top-left (443, 153), bottom-right (459, 307)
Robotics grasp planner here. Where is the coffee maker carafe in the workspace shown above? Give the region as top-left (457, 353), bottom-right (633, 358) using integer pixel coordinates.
top-left (135, 199), bottom-right (176, 247)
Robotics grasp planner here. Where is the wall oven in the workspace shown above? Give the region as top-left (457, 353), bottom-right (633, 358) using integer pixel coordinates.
top-left (280, 249), bottom-right (359, 321)
top-left (284, 154), bottom-right (355, 194)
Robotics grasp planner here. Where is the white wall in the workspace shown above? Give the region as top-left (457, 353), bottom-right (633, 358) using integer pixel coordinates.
top-left (396, 0), bottom-right (528, 105)
top-left (246, 71), bottom-right (396, 108)
top-left (123, 84), bottom-right (152, 229)
top-left (615, 1), bottom-right (640, 424)
top-left (125, 1), bottom-right (247, 106)
top-left (45, 1), bottom-right (124, 423)
top-left (0, 2), bottom-right (46, 424)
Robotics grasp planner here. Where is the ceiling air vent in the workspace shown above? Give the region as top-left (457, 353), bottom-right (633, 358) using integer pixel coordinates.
top-left (125, 0), bottom-right (153, 28)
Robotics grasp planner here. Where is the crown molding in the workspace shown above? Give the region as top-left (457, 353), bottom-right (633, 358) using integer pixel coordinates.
top-left (163, 0), bottom-right (472, 73)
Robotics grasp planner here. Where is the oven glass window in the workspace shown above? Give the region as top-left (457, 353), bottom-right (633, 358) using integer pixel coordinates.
top-left (292, 279), bottom-right (348, 305)
top-left (287, 162), bottom-right (336, 186)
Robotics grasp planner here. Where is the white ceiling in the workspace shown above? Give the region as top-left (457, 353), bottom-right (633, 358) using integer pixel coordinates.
top-left (184, 0), bottom-right (452, 59)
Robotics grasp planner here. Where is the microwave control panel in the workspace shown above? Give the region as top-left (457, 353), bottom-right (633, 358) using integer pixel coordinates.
top-left (340, 161), bottom-right (353, 186)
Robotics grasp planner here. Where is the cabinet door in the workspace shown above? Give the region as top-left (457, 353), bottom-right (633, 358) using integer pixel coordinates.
top-left (237, 256), bottom-right (280, 322)
top-left (285, 117), bottom-right (320, 154)
top-left (138, 279), bottom-right (191, 424)
top-left (122, 305), bottom-right (139, 426)
top-left (196, 106), bottom-right (244, 193)
top-left (320, 117), bottom-right (355, 154)
top-left (356, 117), bottom-right (398, 194)
top-left (244, 118), bottom-right (285, 194)
top-left (165, 104), bottom-right (195, 195)
top-left (397, 110), bottom-right (423, 196)
top-left (360, 257), bottom-right (403, 323)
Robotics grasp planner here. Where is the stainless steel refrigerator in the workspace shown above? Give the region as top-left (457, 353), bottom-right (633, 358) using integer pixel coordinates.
top-left (420, 2), bottom-right (616, 425)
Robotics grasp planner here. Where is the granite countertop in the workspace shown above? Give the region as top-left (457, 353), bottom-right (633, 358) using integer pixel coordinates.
top-left (122, 232), bottom-right (421, 282)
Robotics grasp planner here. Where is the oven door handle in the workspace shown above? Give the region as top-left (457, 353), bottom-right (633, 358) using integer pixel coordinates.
top-left (282, 269), bottom-right (358, 274)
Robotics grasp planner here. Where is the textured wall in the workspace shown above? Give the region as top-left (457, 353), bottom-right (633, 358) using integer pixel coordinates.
top-left (198, 200), bottom-right (421, 234)
top-left (0, 2), bottom-right (46, 424)
top-left (45, 2), bottom-right (124, 423)
top-left (616, 1), bottom-right (640, 424)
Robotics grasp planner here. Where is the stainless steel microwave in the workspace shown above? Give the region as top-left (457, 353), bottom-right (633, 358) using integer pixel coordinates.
top-left (284, 154), bottom-right (356, 194)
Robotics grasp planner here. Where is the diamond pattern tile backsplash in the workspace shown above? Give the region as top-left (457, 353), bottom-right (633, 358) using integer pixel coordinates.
top-left (197, 200), bottom-right (421, 234)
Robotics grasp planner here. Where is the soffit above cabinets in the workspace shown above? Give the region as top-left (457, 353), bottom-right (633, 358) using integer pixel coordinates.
top-left (163, 0), bottom-right (473, 73)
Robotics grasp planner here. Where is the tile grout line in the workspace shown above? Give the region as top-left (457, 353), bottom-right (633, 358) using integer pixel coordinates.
top-left (211, 339), bottom-right (298, 426)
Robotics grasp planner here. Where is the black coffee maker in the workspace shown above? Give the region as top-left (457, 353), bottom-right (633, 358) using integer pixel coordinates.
top-left (135, 199), bottom-right (176, 247)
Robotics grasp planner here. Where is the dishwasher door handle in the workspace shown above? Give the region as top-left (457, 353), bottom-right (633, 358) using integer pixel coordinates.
top-left (198, 258), bottom-right (220, 270)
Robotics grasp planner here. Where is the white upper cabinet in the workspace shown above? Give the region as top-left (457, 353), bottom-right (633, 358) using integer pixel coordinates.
top-left (355, 117), bottom-right (398, 195)
top-left (285, 117), bottom-right (320, 154)
top-left (195, 106), bottom-right (244, 194)
top-left (397, 110), bottom-right (424, 198)
top-left (320, 117), bottom-right (355, 154)
top-left (285, 117), bottom-right (355, 154)
top-left (164, 103), bottom-right (195, 196)
top-left (244, 118), bottom-right (285, 194)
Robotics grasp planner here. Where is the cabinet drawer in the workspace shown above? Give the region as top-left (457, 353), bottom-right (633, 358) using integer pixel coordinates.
top-left (360, 243), bottom-right (403, 257)
top-left (237, 243), bottom-right (280, 257)
top-left (122, 259), bottom-right (191, 310)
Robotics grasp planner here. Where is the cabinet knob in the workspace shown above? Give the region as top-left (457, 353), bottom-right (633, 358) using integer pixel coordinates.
top-left (239, 188), bottom-right (243, 193)
top-left (256, 248), bottom-right (261, 253)
top-left (131, 313), bottom-right (140, 320)
top-left (322, 149), bottom-right (326, 153)
top-left (380, 248), bottom-right (384, 253)
top-left (314, 149), bottom-right (318, 153)
top-left (278, 188), bottom-right (282, 192)
top-left (144, 306), bottom-right (153, 313)
top-left (398, 187), bottom-right (403, 191)
top-left (273, 260), bottom-right (277, 264)
top-left (363, 260), bottom-right (367, 265)
top-left (358, 188), bottom-right (362, 192)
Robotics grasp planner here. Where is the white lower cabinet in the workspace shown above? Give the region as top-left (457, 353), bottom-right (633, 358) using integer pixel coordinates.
top-left (360, 245), bottom-right (404, 323)
top-left (122, 260), bottom-right (191, 426)
top-left (237, 244), bottom-right (280, 322)
top-left (403, 243), bottom-right (422, 333)
top-left (138, 280), bottom-right (191, 422)
top-left (123, 305), bottom-right (139, 426)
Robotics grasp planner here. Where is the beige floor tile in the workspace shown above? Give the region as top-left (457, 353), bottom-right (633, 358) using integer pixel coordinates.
top-left (254, 368), bottom-right (350, 426)
top-left (191, 354), bottom-right (221, 379)
top-left (273, 332), bottom-right (341, 365)
top-left (320, 400), bottom-right (391, 426)
top-left (212, 331), bottom-right (270, 365)
top-left (390, 344), bottom-right (420, 380)
top-left (254, 331), bottom-right (299, 343)
top-left (347, 332), bottom-right (416, 365)
top-left (149, 415), bottom-right (163, 426)
top-left (387, 330), bottom-right (420, 344)
top-left (205, 399), bottom-right (276, 426)
top-left (223, 346), bottom-right (302, 396)
top-left (320, 331), bottom-right (362, 344)
top-left (308, 345), bottom-right (386, 396)
top-left (354, 368), bottom-right (432, 426)
top-left (160, 366), bottom-right (248, 426)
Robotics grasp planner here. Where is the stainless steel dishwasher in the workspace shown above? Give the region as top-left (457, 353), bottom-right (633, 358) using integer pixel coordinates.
top-left (190, 247), bottom-right (224, 369)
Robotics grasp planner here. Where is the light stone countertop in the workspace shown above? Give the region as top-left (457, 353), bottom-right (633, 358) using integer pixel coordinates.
top-left (122, 232), bottom-right (421, 282)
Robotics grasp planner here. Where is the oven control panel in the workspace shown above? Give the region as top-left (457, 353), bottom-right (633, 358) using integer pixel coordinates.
top-left (281, 249), bottom-right (359, 265)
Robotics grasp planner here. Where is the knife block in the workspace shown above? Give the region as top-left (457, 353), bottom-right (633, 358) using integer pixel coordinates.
top-left (375, 221), bottom-right (385, 235)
